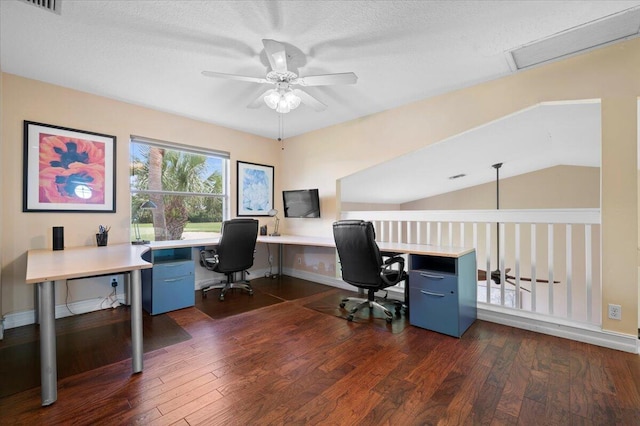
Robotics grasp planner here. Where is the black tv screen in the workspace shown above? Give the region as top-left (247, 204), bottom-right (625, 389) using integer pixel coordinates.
top-left (283, 189), bottom-right (320, 218)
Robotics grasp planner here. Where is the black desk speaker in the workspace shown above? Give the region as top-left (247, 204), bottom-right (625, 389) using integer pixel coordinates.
top-left (53, 226), bottom-right (64, 251)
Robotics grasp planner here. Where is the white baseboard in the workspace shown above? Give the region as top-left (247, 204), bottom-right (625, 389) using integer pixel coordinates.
top-left (3, 294), bottom-right (126, 330)
top-left (478, 304), bottom-right (639, 354)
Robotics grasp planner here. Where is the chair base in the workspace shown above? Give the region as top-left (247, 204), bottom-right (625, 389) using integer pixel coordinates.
top-left (202, 272), bottom-right (253, 301)
top-left (339, 296), bottom-right (403, 323)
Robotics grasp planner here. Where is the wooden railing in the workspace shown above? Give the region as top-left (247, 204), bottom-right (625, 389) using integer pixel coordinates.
top-left (341, 209), bottom-right (601, 326)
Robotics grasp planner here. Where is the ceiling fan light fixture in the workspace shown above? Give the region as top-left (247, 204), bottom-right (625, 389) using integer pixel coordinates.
top-left (264, 89), bottom-right (280, 109)
top-left (284, 90), bottom-right (301, 109)
top-left (276, 97), bottom-right (291, 113)
top-left (265, 89), bottom-right (301, 113)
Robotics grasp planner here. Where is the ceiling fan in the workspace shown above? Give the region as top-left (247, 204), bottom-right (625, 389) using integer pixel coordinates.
top-left (477, 162), bottom-right (559, 292)
top-left (202, 39), bottom-right (357, 114)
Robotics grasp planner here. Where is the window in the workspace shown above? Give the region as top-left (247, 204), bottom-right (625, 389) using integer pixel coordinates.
top-left (129, 136), bottom-right (229, 242)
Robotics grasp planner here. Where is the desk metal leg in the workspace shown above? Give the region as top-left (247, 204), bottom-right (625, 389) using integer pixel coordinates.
top-left (34, 283), bottom-right (40, 324)
top-left (130, 269), bottom-right (143, 373)
top-left (39, 280), bottom-right (57, 406)
top-left (278, 243), bottom-right (283, 276)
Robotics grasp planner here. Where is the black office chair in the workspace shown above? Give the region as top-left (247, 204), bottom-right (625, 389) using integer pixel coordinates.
top-left (200, 218), bottom-right (258, 301)
top-left (333, 220), bottom-right (407, 323)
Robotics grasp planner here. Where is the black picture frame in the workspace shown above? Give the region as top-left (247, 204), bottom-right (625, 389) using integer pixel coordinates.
top-left (23, 120), bottom-right (116, 213)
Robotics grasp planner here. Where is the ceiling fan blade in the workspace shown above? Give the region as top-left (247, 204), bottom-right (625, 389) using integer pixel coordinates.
top-left (294, 72), bottom-right (358, 87)
top-left (247, 90), bottom-right (273, 109)
top-left (202, 71), bottom-right (268, 84)
top-left (292, 89), bottom-right (327, 111)
top-left (262, 39), bottom-right (288, 73)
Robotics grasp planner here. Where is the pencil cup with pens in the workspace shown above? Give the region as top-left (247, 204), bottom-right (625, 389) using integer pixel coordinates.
top-left (96, 225), bottom-right (110, 247)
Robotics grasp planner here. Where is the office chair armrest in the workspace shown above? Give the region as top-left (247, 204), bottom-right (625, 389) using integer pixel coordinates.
top-left (199, 249), bottom-right (219, 270)
top-left (380, 250), bottom-right (401, 258)
top-left (382, 255), bottom-right (404, 268)
top-left (380, 255), bottom-right (406, 286)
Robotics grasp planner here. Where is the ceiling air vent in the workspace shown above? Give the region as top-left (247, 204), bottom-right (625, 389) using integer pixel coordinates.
top-left (19, 0), bottom-right (61, 15)
top-left (506, 6), bottom-right (640, 71)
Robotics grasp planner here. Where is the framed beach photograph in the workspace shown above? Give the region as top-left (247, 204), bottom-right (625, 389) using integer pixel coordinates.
top-left (23, 121), bottom-right (116, 212)
top-left (237, 160), bottom-right (274, 216)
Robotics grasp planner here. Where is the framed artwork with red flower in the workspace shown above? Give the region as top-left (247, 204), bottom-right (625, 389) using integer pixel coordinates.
top-left (23, 121), bottom-right (116, 212)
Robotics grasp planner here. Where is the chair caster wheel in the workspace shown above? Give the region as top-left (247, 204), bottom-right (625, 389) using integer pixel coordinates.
top-left (347, 315), bottom-right (354, 322)
top-left (248, 290), bottom-right (254, 296)
top-left (386, 317), bottom-right (393, 324)
top-left (202, 292), bottom-right (207, 299)
top-left (339, 302), bottom-right (346, 308)
top-left (219, 295), bottom-right (225, 301)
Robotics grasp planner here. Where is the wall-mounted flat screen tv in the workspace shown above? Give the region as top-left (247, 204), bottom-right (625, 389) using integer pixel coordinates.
top-left (283, 189), bottom-right (320, 218)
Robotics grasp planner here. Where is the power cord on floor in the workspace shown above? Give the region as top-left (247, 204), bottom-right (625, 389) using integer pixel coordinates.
top-left (265, 244), bottom-right (278, 279)
top-left (100, 278), bottom-right (120, 309)
top-left (65, 281), bottom-right (77, 315)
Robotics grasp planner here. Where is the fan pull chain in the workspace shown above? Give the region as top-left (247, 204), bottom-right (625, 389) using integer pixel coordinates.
top-left (278, 113), bottom-right (285, 150)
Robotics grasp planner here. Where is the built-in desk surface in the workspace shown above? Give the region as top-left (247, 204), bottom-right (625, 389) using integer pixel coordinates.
top-left (147, 235), bottom-right (473, 259)
top-left (26, 243), bottom-right (151, 283)
top-left (146, 234), bottom-right (336, 250)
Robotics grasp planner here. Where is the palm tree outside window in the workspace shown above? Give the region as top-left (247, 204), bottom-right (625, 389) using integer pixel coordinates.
top-left (130, 137), bottom-right (229, 242)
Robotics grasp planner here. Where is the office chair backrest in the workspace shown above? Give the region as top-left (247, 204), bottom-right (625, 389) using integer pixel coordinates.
top-left (333, 220), bottom-right (383, 289)
top-left (216, 218), bottom-right (259, 273)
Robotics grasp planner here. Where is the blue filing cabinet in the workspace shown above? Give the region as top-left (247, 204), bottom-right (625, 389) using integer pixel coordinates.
top-left (142, 247), bottom-right (195, 315)
top-left (409, 251), bottom-right (477, 337)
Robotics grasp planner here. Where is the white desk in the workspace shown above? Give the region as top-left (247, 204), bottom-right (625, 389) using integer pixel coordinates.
top-left (148, 234), bottom-right (473, 277)
top-left (25, 236), bottom-right (473, 406)
top-left (25, 244), bottom-right (152, 406)
top-left (148, 235), bottom-right (337, 277)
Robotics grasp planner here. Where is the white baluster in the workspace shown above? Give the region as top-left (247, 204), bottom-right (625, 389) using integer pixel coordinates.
top-left (548, 224), bottom-right (554, 315)
top-left (515, 223), bottom-right (521, 309)
top-left (486, 222), bottom-right (492, 304)
top-left (566, 224), bottom-right (572, 319)
top-left (585, 224), bottom-right (592, 323)
top-left (531, 223), bottom-right (537, 312)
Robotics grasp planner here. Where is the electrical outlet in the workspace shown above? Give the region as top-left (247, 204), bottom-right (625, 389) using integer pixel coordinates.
top-left (269, 255), bottom-right (273, 263)
top-left (111, 278), bottom-right (118, 288)
top-left (608, 304), bottom-right (621, 320)
top-left (297, 257), bottom-right (302, 264)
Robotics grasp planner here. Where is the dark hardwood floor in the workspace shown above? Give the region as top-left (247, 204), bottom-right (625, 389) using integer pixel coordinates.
top-left (1, 276), bottom-right (639, 425)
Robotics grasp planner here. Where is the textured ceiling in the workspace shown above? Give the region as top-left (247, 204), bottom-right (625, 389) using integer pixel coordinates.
top-left (1, 0), bottom-right (639, 140)
top-left (2, 1), bottom-right (638, 204)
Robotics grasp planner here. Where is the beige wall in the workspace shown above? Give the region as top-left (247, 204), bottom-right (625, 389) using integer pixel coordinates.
top-left (282, 38), bottom-right (639, 336)
top-left (601, 97), bottom-right (637, 333)
top-left (402, 166), bottom-right (600, 210)
top-left (2, 39), bottom-right (638, 337)
top-left (0, 69), bottom-right (3, 334)
top-left (0, 73), bottom-right (279, 315)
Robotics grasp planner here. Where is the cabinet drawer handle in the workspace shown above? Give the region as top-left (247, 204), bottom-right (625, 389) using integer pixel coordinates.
top-left (420, 273), bottom-right (444, 279)
top-left (420, 290), bottom-right (445, 297)
top-left (163, 278), bottom-right (181, 283)
top-left (164, 264), bottom-right (181, 268)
